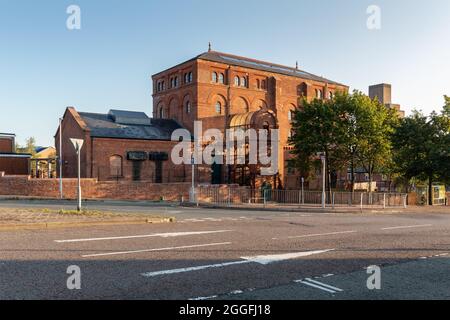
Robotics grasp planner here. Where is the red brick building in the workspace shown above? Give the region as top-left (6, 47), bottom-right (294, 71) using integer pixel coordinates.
top-left (152, 50), bottom-right (348, 188)
top-left (55, 108), bottom-right (190, 183)
top-left (0, 133), bottom-right (31, 175)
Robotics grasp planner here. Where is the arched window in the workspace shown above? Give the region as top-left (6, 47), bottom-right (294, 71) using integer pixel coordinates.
top-left (186, 101), bottom-right (191, 114)
top-left (256, 79), bottom-right (260, 89)
top-left (241, 77), bottom-right (247, 87)
top-left (219, 73), bottom-right (224, 84)
top-left (188, 72), bottom-right (193, 83)
top-left (109, 155), bottom-right (122, 177)
top-left (234, 76), bottom-right (240, 86)
top-left (328, 91), bottom-right (334, 99)
top-left (212, 72), bottom-right (217, 82)
top-left (316, 89), bottom-right (323, 99)
top-left (215, 102), bottom-right (222, 114)
top-left (288, 110), bottom-right (294, 122)
top-left (159, 107), bottom-right (164, 118)
top-left (174, 76), bottom-right (178, 87)
top-left (184, 73), bottom-right (188, 84)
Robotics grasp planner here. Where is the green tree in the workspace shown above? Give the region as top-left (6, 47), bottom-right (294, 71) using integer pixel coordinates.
top-left (392, 98), bottom-right (450, 205)
top-left (290, 90), bottom-right (398, 196)
top-left (290, 96), bottom-right (349, 193)
top-left (352, 93), bottom-right (398, 194)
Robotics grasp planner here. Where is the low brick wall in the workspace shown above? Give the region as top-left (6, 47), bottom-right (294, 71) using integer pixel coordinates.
top-left (0, 173), bottom-right (190, 201)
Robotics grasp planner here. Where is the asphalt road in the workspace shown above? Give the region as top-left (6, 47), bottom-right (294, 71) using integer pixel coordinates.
top-left (0, 203), bottom-right (449, 300)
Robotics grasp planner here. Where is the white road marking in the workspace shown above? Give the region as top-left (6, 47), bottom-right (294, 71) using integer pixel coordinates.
top-left (55, 230), bottom-right (233, 243)
top-left (82, 242), bottom-right (232, 258)
top-left (297, 280), bottom-right (337, 294)
top-left (189, 295), bottom-right (218, 301)
top-left (142, 249), bottom-right (333, 277)
top-left (241, 249), bottom-right (334, 265)
top-left (381, 224), bottom-right (432, 230)
top-left (273, 230), bottom-right (357, 240)
top-left (304, 278), bottom-right (343, 292)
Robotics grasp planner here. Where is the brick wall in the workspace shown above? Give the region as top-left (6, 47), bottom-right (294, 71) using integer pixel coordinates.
top-left (0, 138), bottom-right (13, 153)
top-left (0, 174), bottom-right (191, 201)
top-left (0, 157), bottom-right (30, 175)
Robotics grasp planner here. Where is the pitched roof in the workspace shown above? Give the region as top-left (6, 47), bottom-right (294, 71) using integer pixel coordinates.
top-left (154, 51), bottom-right (346, 86)
top-left (77, 110), bottom-right (183, 141)
top-left (198, 51), bottom-right (345, 85)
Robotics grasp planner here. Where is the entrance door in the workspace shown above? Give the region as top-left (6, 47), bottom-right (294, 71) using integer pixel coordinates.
top-left (132, 161), bottom-right (142, 181)
top-left (155, 160), bottom-right (163, 183)
top-left (211, 162), bottom-right (222, 185)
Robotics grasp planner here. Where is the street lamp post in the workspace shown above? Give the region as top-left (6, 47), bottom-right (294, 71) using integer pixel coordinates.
top-left (190, 155), bottom-right (195, 203)
top-left (59, 118), bottom-right (63, 199)
top-left (301, 176), bottom-right (305, 204)
top-left (70, 138), bottom-right (84, 211)
top-left (320, 154), bottom-right (326, 209)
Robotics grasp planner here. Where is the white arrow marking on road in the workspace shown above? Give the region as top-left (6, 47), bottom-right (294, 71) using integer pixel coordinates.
top-left (82, 242), bottom-right (232, 258)
top-left (55, 230), bottom-right (233, 243)
top-left (141, 249), bottom-right (334, 278)
top-left (240, 250), bottom-right (334, 265)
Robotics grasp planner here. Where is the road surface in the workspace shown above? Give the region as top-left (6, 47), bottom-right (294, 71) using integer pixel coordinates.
top-left (0, 203), bottom-right (449, 299)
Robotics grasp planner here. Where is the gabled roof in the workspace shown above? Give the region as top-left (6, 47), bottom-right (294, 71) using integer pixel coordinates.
top-left (197, 51), bottom-right (345, 86)
top-left (153, 50), bottom-right (346, 87)
top-left (77, 110), bottom-right (183, 141)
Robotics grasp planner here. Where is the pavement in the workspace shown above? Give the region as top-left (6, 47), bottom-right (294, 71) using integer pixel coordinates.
top-left (0, 199), bottom-right (449, 300)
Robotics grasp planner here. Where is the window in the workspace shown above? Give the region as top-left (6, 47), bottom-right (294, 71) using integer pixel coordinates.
top-left (316, 89), bottom-right (323, 99)
top-left (328, 91), bottom-right (334, 99)
top-left (186, 101), bottom-right (191, 114)
top-left (161, 81), bottom-right (165, 91)
top-left (234, 76), bottom-right (240, 86)
top-left (212, 72), bottom-right (217, 83)
top-left (219, 73), bottom-right (224, 84)
top-left (174, 76), bottom-right (178, 88)
top-left (109, 155), bottom-right (122, 177)
top-left (261, 80), bottom-right (266, 90)
top-left (288, 110), bottom-right (294, 122)
top-left (215, 102), bottom-right (222, 114)
top-left (241, 77), bottom-right (247, 87)
top-left (256, 79), bottom-right (260, 89)
top-left (159, 107), bottom-right (164, 118)
top-left (184, 72), bottom-right (193, 83)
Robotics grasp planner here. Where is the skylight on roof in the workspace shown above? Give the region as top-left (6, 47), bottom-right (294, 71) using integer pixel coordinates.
top-left (219, 55), bottom-right (311, 77)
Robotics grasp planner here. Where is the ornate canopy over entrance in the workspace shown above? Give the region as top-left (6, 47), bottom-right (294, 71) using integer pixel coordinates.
top-left (226, 109), bottom-right (279, 188)
top-left (228, 109), bottom-right (277, 130)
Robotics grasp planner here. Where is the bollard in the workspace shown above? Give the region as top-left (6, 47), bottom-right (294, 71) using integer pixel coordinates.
top-left (383, 193), bottom-right (386, 209)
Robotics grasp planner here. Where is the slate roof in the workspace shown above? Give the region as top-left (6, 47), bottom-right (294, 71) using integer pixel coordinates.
top-left (154, 51), bottom-right (346, 87)
top-left (78, 110), bottom-right (183, 141)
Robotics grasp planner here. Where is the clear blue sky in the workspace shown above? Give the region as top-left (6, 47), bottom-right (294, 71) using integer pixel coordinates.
top-left (1, 0), bottom-right (449, 146)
